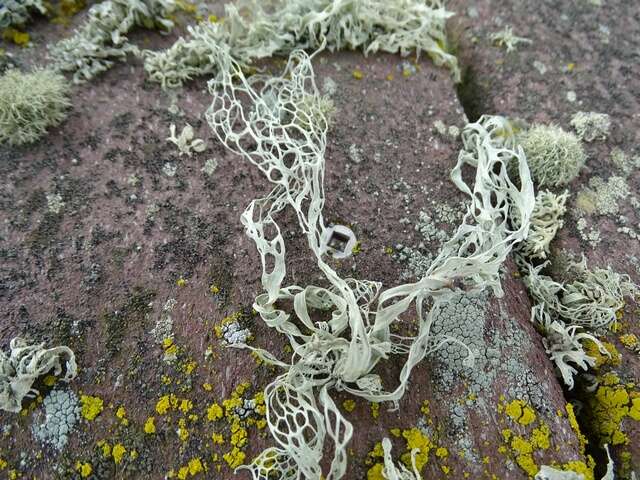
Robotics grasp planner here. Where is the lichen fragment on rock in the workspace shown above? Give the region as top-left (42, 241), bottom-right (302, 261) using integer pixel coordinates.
top-left (0, 338), bottom-right (77, 413)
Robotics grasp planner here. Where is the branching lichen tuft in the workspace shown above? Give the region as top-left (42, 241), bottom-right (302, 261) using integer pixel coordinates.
top-left (517, 190), bottom-right (568, 261)
top-left (144, 0), bottom-right (460, 89)
top-left (0, 68), bottom-right (71, 146)
top-left (570, 111), bottom-right (611, 142)
top-left (521, 124), bottom-right (586, 187)
top-left (49, 0), bottom-right (177, 83)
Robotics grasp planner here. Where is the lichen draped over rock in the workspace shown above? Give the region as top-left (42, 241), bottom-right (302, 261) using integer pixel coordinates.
top-left (205, 43), bottom-right (534, 478)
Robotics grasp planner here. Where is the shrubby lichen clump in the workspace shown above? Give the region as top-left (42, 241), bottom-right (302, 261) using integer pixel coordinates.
top-left (521, 124), bottom-right (586, 187)
top-left (0, 68), bottom-right (71, 146)
top-left (49, 0), bottom-right (177, 83)
top-left (0, 0), bottom-right (46, 28)
top-left (144, 0), bottom-right (459, 89)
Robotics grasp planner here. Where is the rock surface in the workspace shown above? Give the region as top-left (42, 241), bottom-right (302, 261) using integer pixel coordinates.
top-left (0, 2), bottom-right (635, 479)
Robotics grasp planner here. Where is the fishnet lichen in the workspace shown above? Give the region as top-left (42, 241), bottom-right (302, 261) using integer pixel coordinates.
top-left (205, 43), bottom-right (533, 478)
top-left (521, 124), bottom-right (586, 187)
top-left (0, 338), bottom-right (77, 413)
top-left (48, 0), bottom-right (177, 83)
top-left (0, 68), bottom-right (71, 146)
top-left (0, 0), bottom-right (46, 28)
top-left (144, 0), bottom-right (459, 89)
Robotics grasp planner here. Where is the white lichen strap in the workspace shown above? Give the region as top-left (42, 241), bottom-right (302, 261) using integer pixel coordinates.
top-left (206, 44), bottom-right (534, 479)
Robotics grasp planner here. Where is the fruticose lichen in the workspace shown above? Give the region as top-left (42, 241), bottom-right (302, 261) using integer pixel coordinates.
top-left (521, 124), bottom-right (586, 187)
top-left (166, 123), bottom-right (207, 157)
top-left (49, 0), bottom-right (177, 83)
top-left (0, 0), bottom-right (46, 28)
top-left (0, 68), bottom-right (71, 146)
top-left (570, 111), bottom-right (611, 142)
top-left (205, 42), bottom-right (533, 478)
top-left (527, 258), bottom-right (637, 330)
top-left (525, 257), bottom-right (638, 389)
top-left (0, 338), bottom-right (77, 413)
top-left (144, 0), bottom-right (460, 89)
top-left (489, 26), bottom-right (532, 52)
top-left (517, 190), bottom-right (568, 261)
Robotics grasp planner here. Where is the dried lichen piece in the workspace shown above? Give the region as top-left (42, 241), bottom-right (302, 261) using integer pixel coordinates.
top-left (0, 338), bottom-right (77, 413)
top-left (206, 43), bottom-right (533, 478)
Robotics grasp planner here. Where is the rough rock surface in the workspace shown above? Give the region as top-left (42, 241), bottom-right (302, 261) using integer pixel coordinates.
top-left (0, 3), bottom-right (628, 480)
top-left (448, 0), bottom-right (640, 475)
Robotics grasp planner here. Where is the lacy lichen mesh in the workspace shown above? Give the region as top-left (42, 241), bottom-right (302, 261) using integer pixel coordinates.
top-left (0, 338), bottom-right (77, 413)
top-left (144, 0), bottom-right (459, 89)
top-left (206, 45), bottom-right (534, 479)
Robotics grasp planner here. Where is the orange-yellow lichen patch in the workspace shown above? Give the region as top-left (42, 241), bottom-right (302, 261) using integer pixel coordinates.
top-left (401, 428), bottom-right (432, 471)
top-left (115, 406), bottom-right (128, 426)
top-left (505, 399), bottom-right (536, 426)
top-left (144, 416), bottom-right (156, 434)
top-left (583, 339), bottom-right (620, 368)
top-left (223, 447), bottom-right (245, 469)
top-left (178, 418), bottom-right (189, 442)
top-left (620, 333), bottom-right (639, 349)
top-left (342, 399), bottom-right (356, 413)
top-left (367, 463), bottom-right (385, 480)
top-left (207, 402), bottom-right (223, 421)
top-left (112, 444), bottom-right (126, 465)
top-left (564, 403), bottom-right (588, 455)
top-left (75, 461), bottom-right (92, 478)
top-left (370, 402), bottom-right (380, 419)
top-left (80, 395), bottom-right (104, 421)
top-left (588, 382), bottom-right (640, 446)
top-left (510, 436), bottom-right (537, 477)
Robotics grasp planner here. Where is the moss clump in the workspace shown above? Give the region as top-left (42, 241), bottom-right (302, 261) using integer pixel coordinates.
top-left (521, 124), bottom-right (586, 187)
top-left (0, 68), bottom-right (71, 145)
